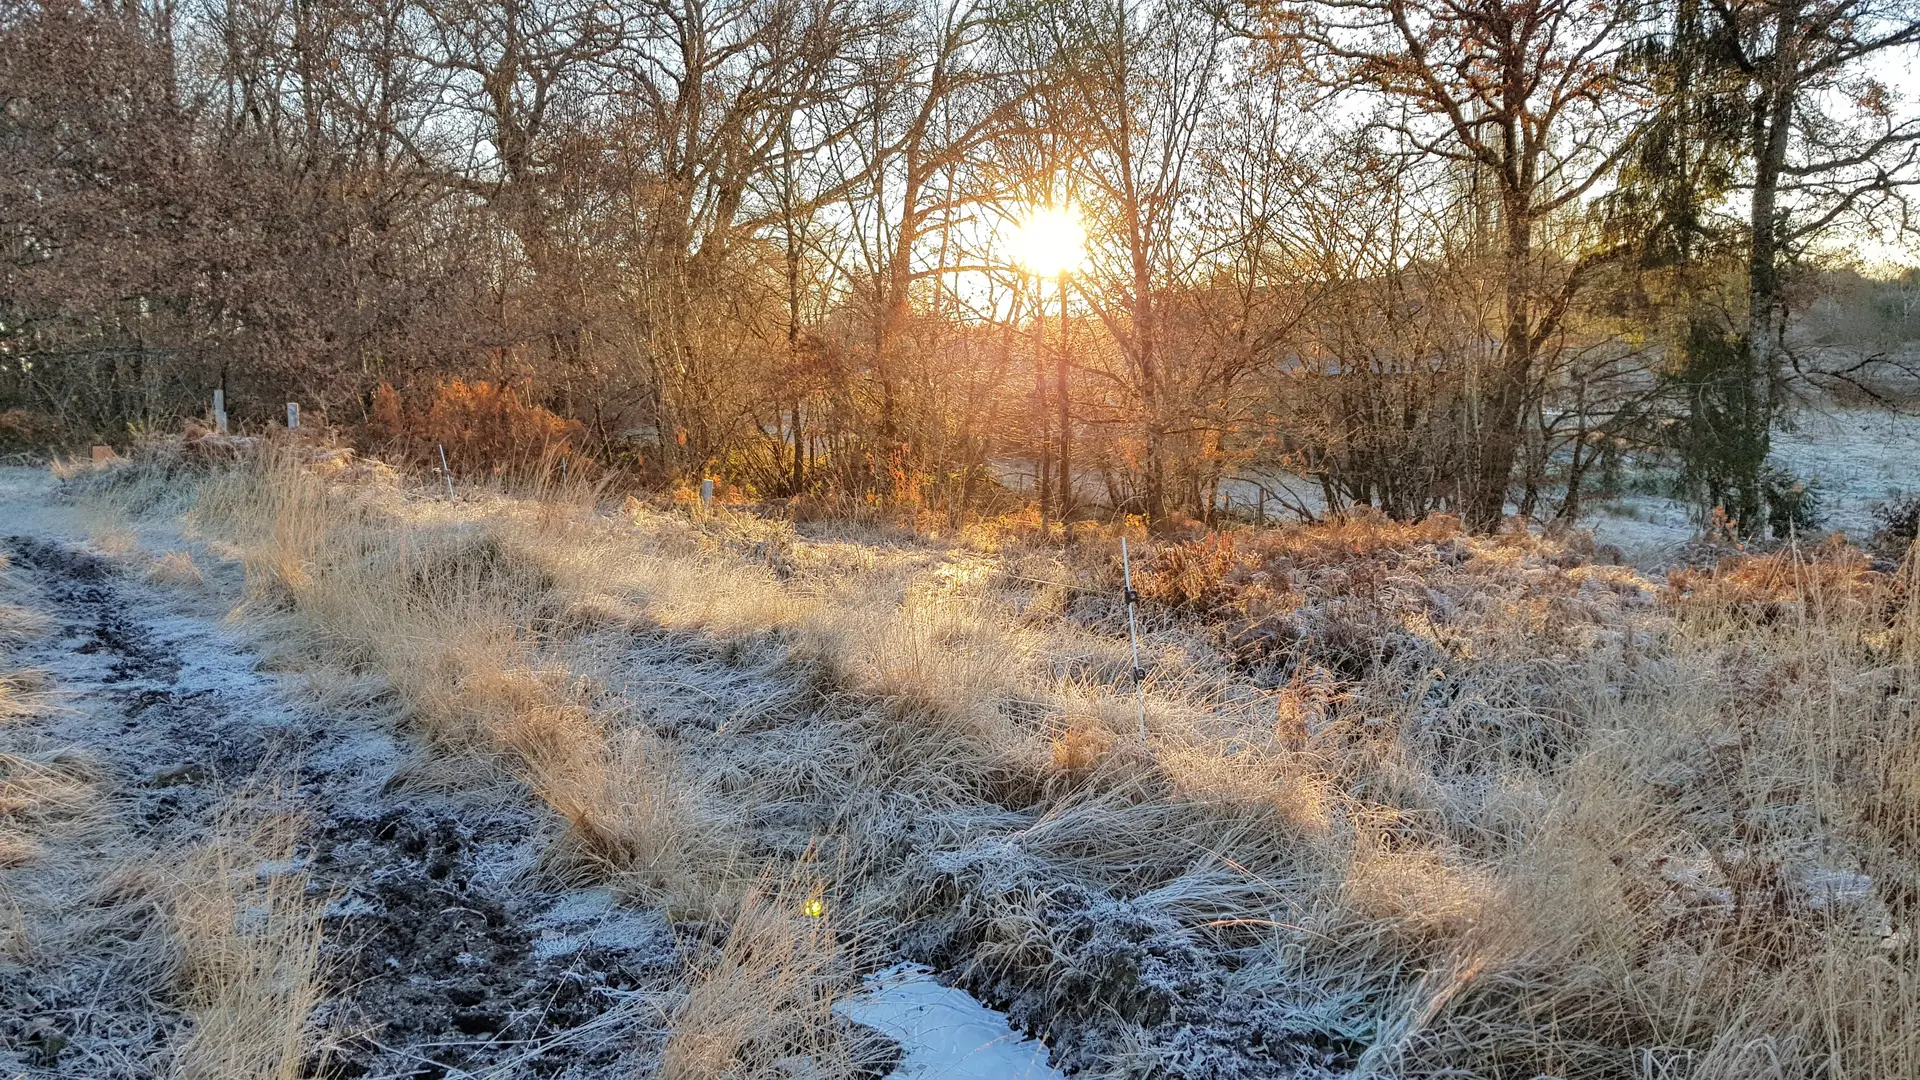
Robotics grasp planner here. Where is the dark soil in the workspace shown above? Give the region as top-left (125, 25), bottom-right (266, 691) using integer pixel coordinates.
top-left (1, 534), bottom-right (680, 1079)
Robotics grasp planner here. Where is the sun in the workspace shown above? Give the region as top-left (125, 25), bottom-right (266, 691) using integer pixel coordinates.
top-left (1006, 205), bottom-right (1086, 277)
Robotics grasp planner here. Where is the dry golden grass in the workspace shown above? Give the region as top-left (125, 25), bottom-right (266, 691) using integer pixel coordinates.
top-left (538, 729), bottom-right (739, 905)
top-left (70, 440), bottom-right (1920, 1078)
top-left (88, 524), bottom-right (141, 557)
top-left (3, 516), bottom-right (327, 1080)
top-left (181, 446), bottom-right (745, 917)
top-left (0, 748), bottom-right (99, 858)
top-left (0, 666), bottom-right (48, 724)
top-left (1345, 538), bottom-right (1920, 1079)
top-left (1, 552), bottom-right (50, 723)
top-left (145, 550), bottom-right (207, 587)
top-left (0, 551), bottom-right (58, 876)
top-left (163, 797), bottom-right (327, 1080)
top-left (0, 606), bottom-right (47, 650)
top-left (659, 871), bottom-right (874, 1080)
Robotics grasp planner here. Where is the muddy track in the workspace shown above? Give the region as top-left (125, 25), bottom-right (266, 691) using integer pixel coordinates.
top-left (1, 533), bottom-right (678, 1079)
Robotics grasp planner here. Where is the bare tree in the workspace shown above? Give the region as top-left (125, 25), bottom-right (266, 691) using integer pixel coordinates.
top-left (1020, 0), bottom-right (1228, 522)
top-left (1266, 0), bottom-right (1655, 529)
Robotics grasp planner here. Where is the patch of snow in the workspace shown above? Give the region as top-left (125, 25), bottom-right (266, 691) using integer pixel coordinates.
top-left (253, 857), bottom-right (310, 878)
top-left (464, 833), bottom-right (546, 891)
top-left (534, 887), bottom-right (622, 927)
top-left (836, 963), bottom-right (1062, 1080)
top-left (325, 892), bottom-right (382, 918)
top-left (583, 911), bottom-right (668, 951)
top-left (530, 935), bottom-right (586, 962)
top-left (1579, 406), bottom-right (1920, 566)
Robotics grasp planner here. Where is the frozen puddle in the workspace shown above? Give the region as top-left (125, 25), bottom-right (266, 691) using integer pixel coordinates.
top-left (837, 963), bottom-right (1064, 1080)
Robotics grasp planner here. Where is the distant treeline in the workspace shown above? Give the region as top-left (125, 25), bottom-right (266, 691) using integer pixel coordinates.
top-left (3, 0), bottom-right (1917, 532)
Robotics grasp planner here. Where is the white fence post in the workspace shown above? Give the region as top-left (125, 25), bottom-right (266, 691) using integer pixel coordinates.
top-left (285, 402), bottom-right (299, 430)
top-left (1121, 538), bottom-right (1146, 738)
top-left (213, 389), bottom-right (228, 435)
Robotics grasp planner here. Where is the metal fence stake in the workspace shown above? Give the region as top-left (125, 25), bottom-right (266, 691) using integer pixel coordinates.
top-left (1122, 537), bottom-right (1146, 738)
top-left (439, 444), bottom-right (456, 500)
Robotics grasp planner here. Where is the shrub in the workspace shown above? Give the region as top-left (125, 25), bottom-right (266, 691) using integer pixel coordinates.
top-left (0, 408), bottom-right (59, 450)
top-left (1870, 492), bottom-right (1920, 556)
top-left (1140, 533), bottom-right (1241, 611)
top-left (1761, 463), bottom-right (1824, 539)
top-left (361, 379), bottom-right (584, 480)
top-left (1665, 536), bottom-right (1883, 624)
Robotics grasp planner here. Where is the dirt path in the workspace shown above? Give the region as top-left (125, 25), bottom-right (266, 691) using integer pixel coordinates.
top-left (0, 472), bottom-right (678, 1079)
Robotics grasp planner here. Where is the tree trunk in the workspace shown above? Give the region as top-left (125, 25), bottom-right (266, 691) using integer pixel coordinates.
top-left (1034, 350), bottom-right (1052, 526)
top-left (1466, 188), bottom-right (1536, 531)
top-left (1055, 275), bottom-right (1072, 521)
top-left (789, 403), bottom-right (805, 495)
top-left (1736, 17), bottom-right (1799, 532)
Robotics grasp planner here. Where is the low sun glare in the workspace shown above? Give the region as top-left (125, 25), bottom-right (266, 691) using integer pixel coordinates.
top-left (1007, 205), bottom-right (1086, 277)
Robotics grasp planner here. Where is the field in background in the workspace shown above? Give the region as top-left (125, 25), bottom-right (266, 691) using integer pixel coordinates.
top-left (1205, 402), bottom-right (1920, 571)
top-left (1582, 405), bottom-right (1920, 565)
top-left (33, 434), bottom-right (1920, 1079)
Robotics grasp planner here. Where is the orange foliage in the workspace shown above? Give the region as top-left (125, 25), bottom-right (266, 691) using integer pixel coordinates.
top-left (1665, 538), bottom-right (1886, 624)
top-left (1141, 533), bottom-right (1243, 610)
top-left (361, 379), bottom-right (584, 478)
top-left (1139, 509), bottom-right (1468, 614)
top-left (1050, 722), bottom-right (1115, 778)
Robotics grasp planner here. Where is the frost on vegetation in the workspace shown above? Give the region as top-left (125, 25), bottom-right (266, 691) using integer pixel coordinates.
top-left (47, 448), bottom-right (1920, 1078)
top-left (1869, 491), bottom-right (1920, 555)
top-left (903, 840), bottom-right (1358, 1079)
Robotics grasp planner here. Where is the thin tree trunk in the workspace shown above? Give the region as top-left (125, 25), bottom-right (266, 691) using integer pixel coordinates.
top-left (1055, 274), bottom-right (1071, 521)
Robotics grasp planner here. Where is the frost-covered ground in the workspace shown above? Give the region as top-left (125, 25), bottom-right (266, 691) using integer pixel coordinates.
top-left (1211, 405), bottom-right (1920, 568)
top-left (19, 440), bottom-right (1915, 1078)
top-left (1588, 405), bottom-right (1920, 566)
top-left (0, 465), bottom-right (1044, 1079)
top-left (1581, 495), bottom-right (1700, 567)
top-left (1773, 406), bottom-right (1920, 532)
top-left (0, 469), bottom-right (684, 1077)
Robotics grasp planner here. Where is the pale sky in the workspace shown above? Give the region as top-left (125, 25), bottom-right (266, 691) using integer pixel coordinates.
top-left (1848, 49), bottom-right (1920, 272)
